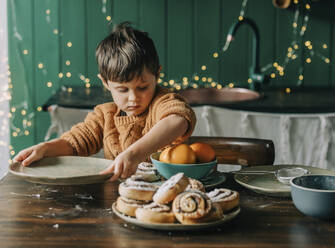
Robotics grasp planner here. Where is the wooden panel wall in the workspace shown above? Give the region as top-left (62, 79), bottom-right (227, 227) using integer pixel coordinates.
top-left (8, 0), bottom-right (335, 154)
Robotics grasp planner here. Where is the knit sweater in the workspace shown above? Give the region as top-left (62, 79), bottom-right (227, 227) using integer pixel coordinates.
top-left (60, 86), bottom-right (196, 160)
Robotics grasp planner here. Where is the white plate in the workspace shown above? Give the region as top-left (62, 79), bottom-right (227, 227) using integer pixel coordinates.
top-left (9, 156), bottom-right (113, 185)
top-left (234, 164), bottom-right (335, 197)
top-left (112, 203), bottom-right (240, 231)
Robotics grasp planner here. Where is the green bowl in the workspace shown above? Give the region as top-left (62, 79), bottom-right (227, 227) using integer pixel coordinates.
top-left (150, 152), bottom-right (217, 179)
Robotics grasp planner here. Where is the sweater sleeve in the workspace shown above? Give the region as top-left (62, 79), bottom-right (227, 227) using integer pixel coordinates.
top-left (152, 92), bottom-right (196, 144)
top-left (60, 104), bottom-right (111, 156)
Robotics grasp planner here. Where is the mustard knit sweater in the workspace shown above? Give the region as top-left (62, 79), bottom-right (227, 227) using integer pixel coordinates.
top-left (60, 87), bottom-right (196, 160)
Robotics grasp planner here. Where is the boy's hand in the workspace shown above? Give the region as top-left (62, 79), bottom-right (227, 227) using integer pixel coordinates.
top-left (13, 143), bottom-right (47, 167)
top-left (100, 149), bottom-right (144, 182)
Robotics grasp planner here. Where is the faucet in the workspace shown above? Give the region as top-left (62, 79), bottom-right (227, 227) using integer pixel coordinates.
top-left (223, 17), bottom-right (269, 91)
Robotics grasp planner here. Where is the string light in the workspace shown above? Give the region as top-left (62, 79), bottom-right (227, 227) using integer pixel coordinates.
top-left (5, 0), bottom-right (333, 158)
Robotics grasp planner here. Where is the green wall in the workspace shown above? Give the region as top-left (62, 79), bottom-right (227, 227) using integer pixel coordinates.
top-left (7, 0), bottom-right (335, 156)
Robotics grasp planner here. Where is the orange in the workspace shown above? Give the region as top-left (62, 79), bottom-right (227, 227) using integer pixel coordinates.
top-left (189, 142), bottom-right (216, 163)
top-left (159, 144), bottom-right (196, 164)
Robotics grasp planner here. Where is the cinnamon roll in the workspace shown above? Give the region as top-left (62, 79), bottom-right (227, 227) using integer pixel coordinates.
top-left (172, 190), bottom-right (212, 224)
top-left (135, 202), bottom-right (175, 224)
top-left (119, 175), bottom-right (159, 201)
top-left (185, 178), bottom-right (205, 192)
top-left (116, 196), bottom-right (149, 217)
top-left (153, 173), bottom-right (189, 204)
top-left (135, 162), bottom-right (161, 182)
top-left (206, 188), bottom-right (239, 212)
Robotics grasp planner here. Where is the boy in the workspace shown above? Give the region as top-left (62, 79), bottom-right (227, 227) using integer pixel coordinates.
top-left (13, 22), bottom-right (196, 182)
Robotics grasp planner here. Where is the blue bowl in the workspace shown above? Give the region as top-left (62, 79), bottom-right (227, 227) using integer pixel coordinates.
top-left (150, 152), bottom-right (217, 180)
top-left (290, 175), bottom-right (335, 220)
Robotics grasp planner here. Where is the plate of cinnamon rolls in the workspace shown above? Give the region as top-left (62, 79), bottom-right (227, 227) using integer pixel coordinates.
top-left (113, 162), bottom-right (240, 230)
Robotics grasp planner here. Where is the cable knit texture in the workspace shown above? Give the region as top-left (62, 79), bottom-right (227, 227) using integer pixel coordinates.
top-left (60, 87), bottom-right (196, 160)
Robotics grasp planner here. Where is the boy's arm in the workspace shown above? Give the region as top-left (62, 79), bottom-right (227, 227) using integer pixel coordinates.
top-left (101, 114), bottom-right (188, 181)
top-left (13, 138), bottom-right (73, 166)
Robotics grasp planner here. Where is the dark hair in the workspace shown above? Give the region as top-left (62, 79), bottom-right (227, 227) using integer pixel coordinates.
top-left (96, 22), bottom-right (160, 83)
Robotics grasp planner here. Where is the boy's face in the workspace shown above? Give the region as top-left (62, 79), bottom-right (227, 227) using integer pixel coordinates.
top-left (102, 68), bottom-right (158, 116)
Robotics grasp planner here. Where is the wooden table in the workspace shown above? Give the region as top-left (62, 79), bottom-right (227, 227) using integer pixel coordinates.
top-left (1, 173), bottom-right (334, 248)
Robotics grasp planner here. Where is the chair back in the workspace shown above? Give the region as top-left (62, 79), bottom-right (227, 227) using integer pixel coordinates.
top-left (186, 136), bottom-right (275, 166)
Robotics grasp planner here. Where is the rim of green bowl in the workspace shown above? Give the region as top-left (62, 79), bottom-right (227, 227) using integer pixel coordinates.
top-left (150, 152), bottom-right (217, 167)
top-left (290, 174), bottom-right (335, 193)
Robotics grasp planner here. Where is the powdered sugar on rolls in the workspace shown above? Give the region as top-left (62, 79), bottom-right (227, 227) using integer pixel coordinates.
top-left (135, 202), bottom-right (175, 224)
top-left (207, 188), bottom-right (239, 212)
top-left (119, 175), bottom-right (160, 201)
top-left (153, 173), bottom-right (189, 204)
top-left (116, 196), bottom-right (149, 217)
top-left (135, 162), bottom-right (161, 182)
top-left (172, 190), bottom-right (212, 224)
top-left (185, 178), bottom-right (205, 192)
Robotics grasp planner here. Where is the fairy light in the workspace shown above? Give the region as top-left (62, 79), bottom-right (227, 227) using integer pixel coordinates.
top-left (36, 106), bottom-right (42, 112)
top-left (21, 110), bottom-right (26, 115)
top-left (285, 88), bottom-right (291, 94)
top-left (5, 0), bottom-right (333, 158)
top-left (160, 73), bottom-right (165, 77)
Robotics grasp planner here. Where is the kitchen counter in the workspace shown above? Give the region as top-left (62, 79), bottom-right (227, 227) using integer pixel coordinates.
top-left (43, 85), bottom-right (335, 114)
top-left (1, 172), bottom-right (334, 248)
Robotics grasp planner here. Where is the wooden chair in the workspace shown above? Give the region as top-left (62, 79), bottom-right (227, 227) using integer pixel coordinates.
top-left (186, 136), bottom-right (275, 166)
